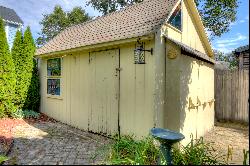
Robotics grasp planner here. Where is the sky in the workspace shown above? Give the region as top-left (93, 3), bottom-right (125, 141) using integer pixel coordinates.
top-left (0, 0), bottom-right (249, 54)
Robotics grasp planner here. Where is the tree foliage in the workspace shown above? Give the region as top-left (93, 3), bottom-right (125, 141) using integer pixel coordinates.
top-left (37, 6), bottom-right (91, 46)
top-left (214, 50), bottom-right (238, 69)
top-left (86, 0), bottom-right (143, 15)
top-left (0, 18), bottom-right (16, 117)
top-left (87, 0), bottom-right (239, 39)
top-left (195, 0), bottom-right (239, 38)
top-left (12, 30), bottom-right (24, 107)
top-left (23, 59), bottom-right (40, 112)
top-left (12, 27), bottom-right (35, 109)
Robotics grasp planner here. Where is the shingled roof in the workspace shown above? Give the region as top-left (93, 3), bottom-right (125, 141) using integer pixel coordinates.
top-left (36, 0), bottom-right (178, 56)
top-left (0, 6), bottom-right (23, 25)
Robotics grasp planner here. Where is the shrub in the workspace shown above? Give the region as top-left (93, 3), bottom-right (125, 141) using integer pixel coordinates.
top-left (11, 109), bottom-right (40, 119)
top-left (0, 18), bottom-right (17, 117)
top-left (0, 155), bottom-right (8, 164)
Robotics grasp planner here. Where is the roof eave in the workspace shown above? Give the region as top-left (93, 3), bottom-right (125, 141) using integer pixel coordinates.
top-left (3, 19), bottom-right (23, 26)
top-left (35, 34), bottom-right (155, 58)
top-left (166, 36), bottom-right (215, 64)
top-left (186, 0), bottom-right (214, 58)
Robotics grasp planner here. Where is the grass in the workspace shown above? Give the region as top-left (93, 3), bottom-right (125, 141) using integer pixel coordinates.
top-left (93, 134), bottom-right (227, 165)
top-left (108, 135), bottom-right (159, 165)
top-left (92, 135), bottom-right (159, 165)
top-left (172, 135), bottom-right (227, 165)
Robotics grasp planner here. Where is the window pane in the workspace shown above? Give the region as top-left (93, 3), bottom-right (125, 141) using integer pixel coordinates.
top-left (47, 58), bottom-right (61, 76)
top-left (168, 5), bottom-right (182, 31)
top-left (47, 79), bottom-right (60, 95)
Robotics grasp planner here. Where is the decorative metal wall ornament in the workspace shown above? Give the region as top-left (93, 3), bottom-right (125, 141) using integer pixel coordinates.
top-left (167, 48), bottom-right (178, 59)
top-left (134, 38), bottom-right (153, 64)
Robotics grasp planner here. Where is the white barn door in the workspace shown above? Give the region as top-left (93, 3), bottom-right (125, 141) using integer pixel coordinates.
top-left (88, 49), bottom-right (120, 136)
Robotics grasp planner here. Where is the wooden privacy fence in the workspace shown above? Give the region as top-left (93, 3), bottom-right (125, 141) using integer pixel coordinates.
top-left (215, 69), bottom-right (249, 123)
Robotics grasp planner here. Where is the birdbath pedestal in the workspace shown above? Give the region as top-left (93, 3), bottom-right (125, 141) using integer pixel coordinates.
top-left (151, 128), bottom-right (185, 165)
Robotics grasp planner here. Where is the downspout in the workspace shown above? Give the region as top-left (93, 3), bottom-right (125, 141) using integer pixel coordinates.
top-left (154, 28), bottom-right (166, 128)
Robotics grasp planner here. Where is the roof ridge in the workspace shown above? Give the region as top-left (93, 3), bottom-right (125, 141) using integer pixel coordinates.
top-left (0, 5), bottom-right (15, 12)
top-left (36, 0), bottom-right (179, 56)
top-left (0, 5), bottom-right (23, 24)
top-left (63, 0), bottom-right (153, 31)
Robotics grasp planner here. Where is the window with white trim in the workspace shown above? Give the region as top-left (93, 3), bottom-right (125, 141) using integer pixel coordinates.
top-left (47, 58), bottom-right (61, 96)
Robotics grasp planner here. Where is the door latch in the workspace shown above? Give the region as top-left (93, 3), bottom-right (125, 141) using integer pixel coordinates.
top-left (116, 67), bottom-right (122, 71)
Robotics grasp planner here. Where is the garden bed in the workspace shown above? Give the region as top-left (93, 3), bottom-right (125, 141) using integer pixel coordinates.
top-left (0, 113), bottom-right (55, 156)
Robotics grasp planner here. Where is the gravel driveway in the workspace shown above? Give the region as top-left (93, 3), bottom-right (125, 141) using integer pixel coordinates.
top-left (3, 121), bottom-right (110, 165)
top-left (203, 122), bottom-right (249, 165)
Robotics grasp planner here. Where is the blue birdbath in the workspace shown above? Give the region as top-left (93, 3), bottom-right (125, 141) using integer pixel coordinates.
top-left (150, 128), bottom-right (185, 165)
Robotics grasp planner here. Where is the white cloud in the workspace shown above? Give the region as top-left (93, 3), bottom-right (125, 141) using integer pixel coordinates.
top-left (215, 33), bottom-right (248, 44)
top-left (213, 46), bottom-right (235, 53)
top-left (239, 19), bottom-right (245, 23)
top-left (213, 33), bottom-right (249, 53)
top-left (230, 15), bottom-right (249, 28)
top-left (217, 42), bottom-right (238, 48)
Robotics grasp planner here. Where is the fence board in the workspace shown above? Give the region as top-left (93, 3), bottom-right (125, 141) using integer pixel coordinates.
top-left (215, 69), bottom-right (249, 123)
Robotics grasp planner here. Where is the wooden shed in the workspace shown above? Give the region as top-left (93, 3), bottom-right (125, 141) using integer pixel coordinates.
top-left (233, 45), bottom-right (249, 70)
top-left (36, 0), bottom-right (215, 144)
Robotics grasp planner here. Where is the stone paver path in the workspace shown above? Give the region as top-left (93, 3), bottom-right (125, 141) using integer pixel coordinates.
top-left (4, 121), bottom-right (111, 165)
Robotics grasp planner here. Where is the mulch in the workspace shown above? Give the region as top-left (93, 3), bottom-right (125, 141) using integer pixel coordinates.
top-left (0, 113), bottom-right (56, 155)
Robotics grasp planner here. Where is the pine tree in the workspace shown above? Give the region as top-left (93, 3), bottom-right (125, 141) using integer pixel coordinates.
top-left (23, 59), bottom-right (40, 111)
top-left (22, 27), bottom-right (40, 112)
top-left (12, 30), bottom-right (25, 107)
top-left (16, 27), bottom-right (36, 109)
top-left (0, 18), bottom-right (16, 117)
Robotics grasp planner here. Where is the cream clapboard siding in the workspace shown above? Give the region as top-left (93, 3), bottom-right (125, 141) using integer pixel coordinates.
top-left (163, 0), bottom-right (214, 144)
top-left (165, 40), bottom-right (214, 146)
top-left (39, 39), bottom-right (155, 138)
top-left (119, 40), bottom-right (155, 138)
top-left (163, 0), bottom-right (208, 55)
top-left (179, 55), bottom-right (214, 145)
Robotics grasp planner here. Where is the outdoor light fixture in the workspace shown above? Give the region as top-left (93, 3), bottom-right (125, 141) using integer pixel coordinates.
top-left (134, 38), bottom-right (153, 64)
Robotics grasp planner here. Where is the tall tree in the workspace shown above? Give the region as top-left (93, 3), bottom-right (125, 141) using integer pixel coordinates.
top-left (214, 50), bottom-right (238, 69)
top-left (195, 0), bottom-right (238, 38)
top-left (37, 6), bottom-right (91, 46)
top-left (18, 27), bottom-right (36, 108)
top-left (23, 59), bottom-right (40, 112)
top-left (0, 18), bottom-right (16, 117)
top-left (87, 0), bottom-right (239, 39)
top-left (68, 7), bottom-right (91, 26)
top-left (11, 30), bottom-right (25, 108)
top-left (36, 6), bottom-right (68, 46)
top-left (86, 0), bottom-right (143, 15)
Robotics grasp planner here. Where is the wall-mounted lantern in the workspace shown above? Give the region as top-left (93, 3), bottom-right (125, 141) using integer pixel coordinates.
top-left (134, 38), bottom-right (153, 64)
